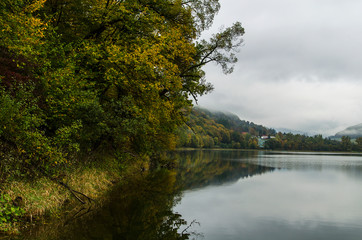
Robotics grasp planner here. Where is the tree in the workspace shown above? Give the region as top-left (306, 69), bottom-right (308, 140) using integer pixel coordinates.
top-left (0, 0), bottom-right (245, 178)
top-left (341, 136), bottom-right (352, 152)
top-left (248, 138), bottom-right (258, 149)
top-left (39, 0), bottom-right (244, 154)
top-left (356, 137), bottom-right (362, 152)
top-left (264, 139), bottom-right (282, 150)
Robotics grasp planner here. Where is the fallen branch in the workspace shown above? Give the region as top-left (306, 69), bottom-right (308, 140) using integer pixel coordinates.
top-left (58, 181), bottom-right (94, 204)
top-left (64, 205), bottom-right (93, 226)
top-left (35, 166), bottom-right (94, 205)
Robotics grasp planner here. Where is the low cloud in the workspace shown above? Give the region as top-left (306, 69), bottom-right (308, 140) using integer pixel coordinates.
top-left (199, 0), bottom-right (362, 136)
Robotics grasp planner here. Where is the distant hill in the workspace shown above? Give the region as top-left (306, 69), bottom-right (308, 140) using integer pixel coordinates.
top-left (176, 107), bottom-right (276, 149)
top-left (275, 128), bottom-right (317, 136)
top-left (176, 107), bottom-right (362, 152)
top-left (334, 123), bottom-right (362, 139)
top-left (193, 107), bottom-right (276, 136)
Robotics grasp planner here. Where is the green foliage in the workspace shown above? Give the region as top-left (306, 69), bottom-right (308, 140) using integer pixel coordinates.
top-left (0, 0), bottom-right (46, 57)
top-left (0, 0), bottom-right (244, 185)
top-left (0, 0), bottom-right (247, 231)
top-left (183, 0), bottom-right (221, 33)
top-left (0, 81), bottom-right (78, 179)
top-left (341, 136), bottom-right (352, 151)
top-left (0, 194), bottom-right (25, 231)
top-left (356, 137), bottom-right (362, 151)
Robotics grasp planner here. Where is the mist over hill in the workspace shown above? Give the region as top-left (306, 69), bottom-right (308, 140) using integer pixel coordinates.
top-left (176, 107), bottom-right (276, 149)
top-left (334, 123), bottom-right (362, 139)
top-left (194, 107), bottom-right (276, 135)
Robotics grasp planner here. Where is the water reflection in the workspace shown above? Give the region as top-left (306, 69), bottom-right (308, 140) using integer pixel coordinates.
top-left (243, 151), bottom-right (362, 180)
top-left (19, 170), bottom-right (192, 240)
top-left (173, 150), bottom-right (275, 190)
top-left (174, 150), bottom-right (362, 240)
top-left (14, 150), bottom-right (362, 240)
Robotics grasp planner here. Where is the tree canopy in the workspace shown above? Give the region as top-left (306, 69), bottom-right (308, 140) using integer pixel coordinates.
top-left (0, 0), bottom-right (244, 178)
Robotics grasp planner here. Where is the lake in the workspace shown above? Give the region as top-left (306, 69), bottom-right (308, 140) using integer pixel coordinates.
top-left (173, 150), bottom-right (362, 240)
top-left (15, 150), bottom-right (362, 240)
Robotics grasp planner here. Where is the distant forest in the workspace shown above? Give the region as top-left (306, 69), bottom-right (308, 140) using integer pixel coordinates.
top-left (176, 107), bottom-right (362, 152)
top-left (176, 107), bottom-right (276, 149)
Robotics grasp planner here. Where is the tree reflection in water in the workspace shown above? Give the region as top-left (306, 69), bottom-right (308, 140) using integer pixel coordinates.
top-left (20, 170), bottom-right (200, 240)
top-left (174, 150), bottom-right (275, 190)
top-left (19, 150), bottom-right (273, 240)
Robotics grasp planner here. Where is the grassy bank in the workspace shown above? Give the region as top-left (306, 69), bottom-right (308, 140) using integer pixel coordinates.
top-left (0, 154), bottom-right (150, 235)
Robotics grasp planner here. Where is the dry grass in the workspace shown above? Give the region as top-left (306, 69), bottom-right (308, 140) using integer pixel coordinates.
top-left (5, 178), bottom-right (66, 216)
top-left (65, 167), bottom-right (116, 199)
top-left (2, 160), bottom-right (122, 230)
top-left (0, 154), bottom-right (152, 234)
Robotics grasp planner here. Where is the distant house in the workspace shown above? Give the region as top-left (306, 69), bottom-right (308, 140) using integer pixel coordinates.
top-left (258, 136), bottom-right (276, 147)
top-left (260, 135), bottom-right (275, 140)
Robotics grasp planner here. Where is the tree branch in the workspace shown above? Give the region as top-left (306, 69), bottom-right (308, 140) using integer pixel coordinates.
top-left (84, 18), bottom-right (124, 39)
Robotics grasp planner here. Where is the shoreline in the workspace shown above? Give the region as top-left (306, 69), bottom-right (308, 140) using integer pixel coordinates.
top-left (2, 148), bottom-right (362, 236)
top-left (0, 154), bottom-right (148, 236)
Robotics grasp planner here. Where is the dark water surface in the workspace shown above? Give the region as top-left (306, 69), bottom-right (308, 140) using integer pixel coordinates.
top-left (15, 150), bottom-right (362, 239)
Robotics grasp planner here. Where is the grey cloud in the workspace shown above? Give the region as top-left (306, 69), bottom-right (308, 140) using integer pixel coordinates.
top-left (198, 0), bottom-right (362, 135)
top-left (213, 0), bottom-right (362, 82)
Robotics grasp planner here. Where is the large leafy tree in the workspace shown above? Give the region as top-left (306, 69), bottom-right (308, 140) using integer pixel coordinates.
top-left (0, 0), bottom-right (244, 175)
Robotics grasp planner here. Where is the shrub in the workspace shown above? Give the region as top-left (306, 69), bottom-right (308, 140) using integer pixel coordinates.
top-left (0, 194), bottom-right (25, 232)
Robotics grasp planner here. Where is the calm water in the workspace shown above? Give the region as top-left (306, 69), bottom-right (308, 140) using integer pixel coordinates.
top-left (174, 150), bottom-right (362, 240)
top-left (15, 150), bottom-right (362, 239)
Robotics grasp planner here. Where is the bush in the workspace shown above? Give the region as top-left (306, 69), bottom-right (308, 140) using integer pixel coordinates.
top-left (0, 194), bottom-right (25, 232)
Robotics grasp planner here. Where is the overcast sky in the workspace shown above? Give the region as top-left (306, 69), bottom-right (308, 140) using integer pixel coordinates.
top-left (198, 0), bottom-right (362, 136)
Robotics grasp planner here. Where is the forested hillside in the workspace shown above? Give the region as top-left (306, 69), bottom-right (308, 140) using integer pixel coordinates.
top-left (197, 107), bottom-right (276, 135)
top-left (176, 107), bottom-right (362, 152)
top-left (176, 107), bottom-right (275, 148)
